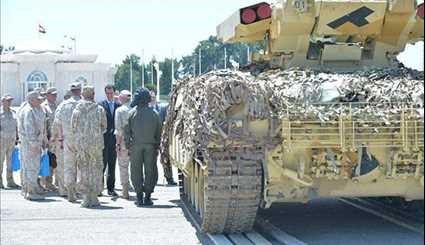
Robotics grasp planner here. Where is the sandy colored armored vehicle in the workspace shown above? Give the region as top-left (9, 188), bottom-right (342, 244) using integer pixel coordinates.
top-left (161, 0), bottom-right (424, 233)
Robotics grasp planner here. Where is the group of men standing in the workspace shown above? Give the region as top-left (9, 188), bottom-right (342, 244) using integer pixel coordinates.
top-left (0, 82), bottom-right (176, 208)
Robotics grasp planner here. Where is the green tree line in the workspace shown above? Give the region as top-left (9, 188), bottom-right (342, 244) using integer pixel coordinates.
top-left (114, 36), bottom-right (262, 97)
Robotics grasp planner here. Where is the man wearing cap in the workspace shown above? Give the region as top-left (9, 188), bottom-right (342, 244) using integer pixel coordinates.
top-left (114, 90), bottom-right (132, 199)
top-left (53, 82), bottom-right (81, 202)
top-left (41, 87), bottom-right (58, 191)
top-left (16, 88), bottom-right (44, 194)
top-left (71, 86), bottom-right (107, 208)
top-left (125, 88), bottom-right (161, 206)
top-left (0, 94), bottom-right (19, 189)
top-left (18, 91), bottom-right (47, 200)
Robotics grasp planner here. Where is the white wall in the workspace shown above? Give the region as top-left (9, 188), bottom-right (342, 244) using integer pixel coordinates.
top-left (1, 57), bottom-right (116, 105)
top-left (0, 63), bottom-right (21, 106)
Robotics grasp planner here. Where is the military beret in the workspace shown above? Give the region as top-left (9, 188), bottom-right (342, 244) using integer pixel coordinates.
top-left (120, 90), bottom-right (132, 97)
top-left (82, 85), bottom-right (95, 94)
top-left (27, 91), bottom-right (44, 100)
top-left (1, 94), bottom-right (14, 101)
top-left (70, 82), bottom-right (82, 90)
top-left (46, 87), bottom-right (58, 94)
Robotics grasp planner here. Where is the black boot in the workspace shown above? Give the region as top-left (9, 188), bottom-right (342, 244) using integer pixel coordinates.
top-left (135, 193), bottom-right (144, 207)
top-left (143, 193), bottom-right (153, 206)
top-left (166, 178), bottom-right (177, 186)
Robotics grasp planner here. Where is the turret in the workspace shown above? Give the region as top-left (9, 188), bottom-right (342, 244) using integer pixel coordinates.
top-left (217, 0), bottom-right (424, 71)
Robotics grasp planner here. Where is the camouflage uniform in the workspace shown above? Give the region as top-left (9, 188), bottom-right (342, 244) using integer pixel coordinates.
top-left (154, 103), bottom-right (175, 184)
top-left (115, 102), bottom-right (131, 198)
top-left (71, 99), bottom-right (107, 207)
top-left (41, 100), bottom-right (57, 190)
top-left (0, 105), bottom-right (18, 188)
top-left (54, 96), bottom-right (80, 201)
top-left (19, 100), bottom-right (47, 200)
top-left (51, 121), bottom-right (65, 196)
top-left (16, 101), bottom-right (28, 193)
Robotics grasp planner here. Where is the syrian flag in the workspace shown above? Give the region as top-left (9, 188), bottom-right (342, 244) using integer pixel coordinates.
top-left (38, 24), bottom-right (46, 34)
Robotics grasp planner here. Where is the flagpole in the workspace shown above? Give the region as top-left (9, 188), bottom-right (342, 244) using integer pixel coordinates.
top-left (130, 58), bottom-right (133, 95)
top-left (247, 45), bottom-right (250, 64)
top-left (224, 47), bottom-right (227, 69)
top-left (171, 49), bottom-right (175, 85)
top-left (73, 37), bottom-right (76, 55)
top-left (151, 59), bottom-right (154, 84)
top-left (141, 49), bottom-right (145, 88)
top-left (155, 64), bottom-right (160, 101)
top-left (198, 49), bottom-right (202, 76)
top-left (193, 57), bottom-right (196, 77)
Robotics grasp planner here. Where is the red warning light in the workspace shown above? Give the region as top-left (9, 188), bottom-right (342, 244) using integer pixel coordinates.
top-left (240, 2), bottom-right (272, 25)
top-left (257, 4), bottom-right (272, 19)
top-left (241, 8), bottom-right (257, 24)
top-left (417, 3), bottom-right (424, 19)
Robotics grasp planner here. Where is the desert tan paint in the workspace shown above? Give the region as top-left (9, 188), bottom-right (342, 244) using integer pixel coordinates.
top-left (167, 0), bottom-right (424, 210)
top-left (220, 0), bottom-right (423, 206)
top-left (217, 0), bottom-right (424, 71)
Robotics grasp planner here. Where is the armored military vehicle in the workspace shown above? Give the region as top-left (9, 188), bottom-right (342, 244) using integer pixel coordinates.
top-left (161, 0), bottom-right (424, 233)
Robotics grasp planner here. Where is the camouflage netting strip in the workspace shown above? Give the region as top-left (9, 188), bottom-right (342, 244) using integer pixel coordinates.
top-left (161, 67), bottom-right (424, 160)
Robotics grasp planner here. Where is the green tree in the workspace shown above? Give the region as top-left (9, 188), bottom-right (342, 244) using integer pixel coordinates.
top-left (180, 36), bottom-right (263, 77)
top-left (159, 58), bottom-right (178, 95)
top-left (114, 54), bottom-right (142, 92)
top-left (114, 36), bottom-right (263, 97)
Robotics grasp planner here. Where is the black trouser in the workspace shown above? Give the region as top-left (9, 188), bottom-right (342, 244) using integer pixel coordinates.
top-left (103, 134), bottom-right (117, 191)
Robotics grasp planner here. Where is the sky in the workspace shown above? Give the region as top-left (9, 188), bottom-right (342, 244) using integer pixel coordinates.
top-left (1, 0), bottom-right (423, 70)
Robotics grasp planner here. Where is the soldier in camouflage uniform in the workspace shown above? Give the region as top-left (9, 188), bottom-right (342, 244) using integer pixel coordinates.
top-left (41, 87), bottom-right (58, 191)
top-left (125, 88), bottom-right (161, 206)
top-left (149, 91), bottom-right (177, 186)
top-left (51, 120), bottom-right (66, 196)
top-left (19, 91), bottom-right (47, 200)
top-left (51, 90), bottom-right (72, 196)
top-left (53, 83), bottom-right (81, 202)
top-left (0, 94), bottom-right (19, 189)
top-left (71, 86), bottom-right (107, 208)
top-left (114, 90), bottom-right (132, 199)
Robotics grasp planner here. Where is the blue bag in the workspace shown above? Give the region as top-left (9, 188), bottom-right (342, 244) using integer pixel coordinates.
top-left (39, 150), bottom-right (50, 177)
top-left (11, 146), bottom-right (21, 171)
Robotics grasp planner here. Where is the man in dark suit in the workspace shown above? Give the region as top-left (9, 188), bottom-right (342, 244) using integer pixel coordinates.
top-left (99, 84), bottom-right (120, 196)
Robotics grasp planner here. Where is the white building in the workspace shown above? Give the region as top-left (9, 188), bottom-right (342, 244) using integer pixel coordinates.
top-left (0, 38), bottom-right (116, 105)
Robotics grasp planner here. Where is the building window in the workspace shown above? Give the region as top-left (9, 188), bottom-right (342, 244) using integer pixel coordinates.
top-left (26, 70), bottom-right (48, 93)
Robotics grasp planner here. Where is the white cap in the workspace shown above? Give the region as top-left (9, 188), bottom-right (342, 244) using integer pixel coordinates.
top-left (120, 90), bottom-right (132, 97)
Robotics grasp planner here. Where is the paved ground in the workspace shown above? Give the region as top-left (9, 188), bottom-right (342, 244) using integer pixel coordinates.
top-left (1, 164), bottom-right (210, 245)
top-left (1, 162), bottom-right (423, 245)
top-left (259, 199), bottom-right (424, 245)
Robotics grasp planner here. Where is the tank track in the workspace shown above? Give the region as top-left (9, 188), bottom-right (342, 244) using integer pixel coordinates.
top-left (180, 147), bottom-right (264, 234)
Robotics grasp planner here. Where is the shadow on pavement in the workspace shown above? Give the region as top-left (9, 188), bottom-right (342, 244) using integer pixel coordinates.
top-left (2, 186), bottom-right (22, 190)
top-left (89, 205), bottom-right (123, 210)
top-left (156, 184), bottom-right (179, 187)
top-left (30, 198), bottom-right (60, 203)
top-left (142, 204), bottom-right (179, 209)
top-left (169, 199), bottom-right (213, 245)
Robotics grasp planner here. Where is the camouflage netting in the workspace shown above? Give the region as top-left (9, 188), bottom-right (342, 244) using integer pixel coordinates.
top-left (161, 67), bottom-right (424, 160)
